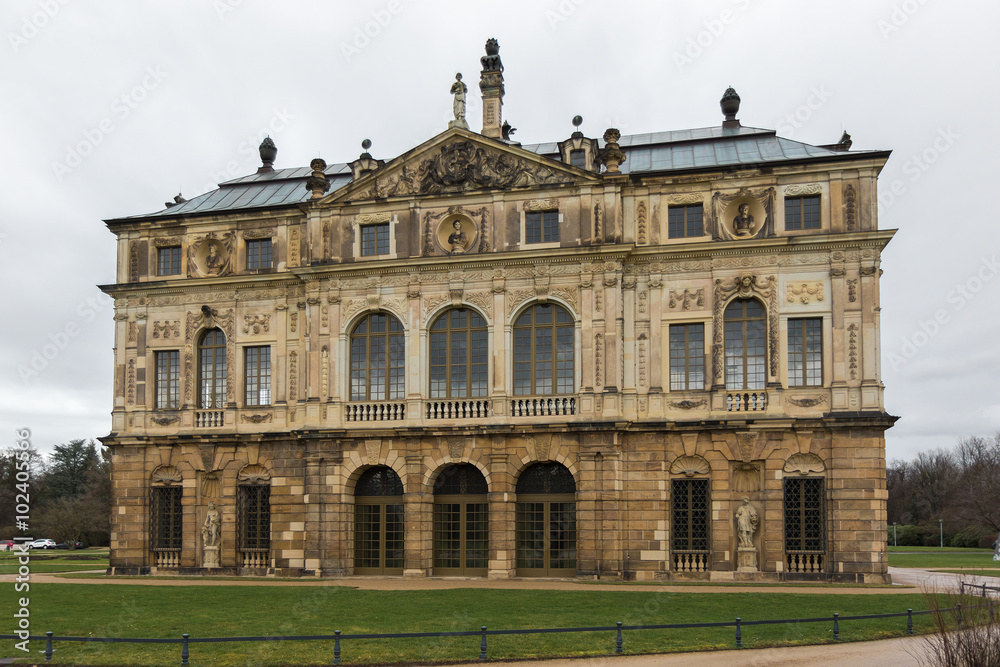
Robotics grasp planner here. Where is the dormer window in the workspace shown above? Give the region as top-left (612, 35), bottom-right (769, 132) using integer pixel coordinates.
top-left (569, 149), bottom-right (586, 168)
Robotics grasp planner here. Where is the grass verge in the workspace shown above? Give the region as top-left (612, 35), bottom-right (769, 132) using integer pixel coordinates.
top-left (0, 549), bottom-right (109, 574)
top-left (887, 547), bottom-right (998, 569)
top-left (5, 585), bottom-right (938, 666)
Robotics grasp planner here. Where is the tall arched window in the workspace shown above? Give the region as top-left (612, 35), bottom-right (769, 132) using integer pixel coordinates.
top-left (724, 299), bottom-right (766, 390)
top-left (350, 313), bottom-right (404, 401)
top-left (433, 464), bottom-right (488, 576)
top-left (513, 304), bottom-right (574, 396)
top-left (515, 462), bottom-right (576, 577)
top-left (430, 308), bottom-right (488, 398)
top-left (199, 328), bottom-right (227, 408)
top-left (354, 466), bottom-right (404, 575)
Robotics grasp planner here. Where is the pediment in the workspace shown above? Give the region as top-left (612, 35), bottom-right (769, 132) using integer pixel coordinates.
top-left (323, 127), bottom-right (599, 204)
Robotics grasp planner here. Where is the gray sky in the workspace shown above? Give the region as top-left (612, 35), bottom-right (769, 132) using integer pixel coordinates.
top-left (2, 0), bottom-right (997, 462)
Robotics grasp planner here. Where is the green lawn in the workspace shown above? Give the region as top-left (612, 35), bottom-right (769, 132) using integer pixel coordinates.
top-left (887, 547), bottom-right (1000, 570)
top-left (0, 549), bottom-right (108, 574)
top-left (3, 585), bottom-right (940, 666)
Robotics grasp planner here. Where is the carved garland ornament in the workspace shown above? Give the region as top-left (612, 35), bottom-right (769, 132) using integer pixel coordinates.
top-left (784, 183), bottom-right (823, 196)
top-left (786, 282), bottom-right (824, 304)
top-left (637, 201), bottom-right (648, 244)
top-left (843, 183), bottom-right (857, 231)
top-left (669, 399), bottom-right (707, 410)
top-left (240, 413), bottom-right (273, 424)
top-left (152, 321), bottom-right (180, 339)
top-left (787, 395), bottom-right (829, 408)
top-left (669, 288), bottom-right (704, 310)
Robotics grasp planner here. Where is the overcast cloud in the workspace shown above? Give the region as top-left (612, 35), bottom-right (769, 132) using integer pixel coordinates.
top-left (2, 0), bottom-right (997, 461)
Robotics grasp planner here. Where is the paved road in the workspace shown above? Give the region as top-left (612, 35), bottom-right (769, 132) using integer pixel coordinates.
top-left (447, 636), bottom-right (929, 666)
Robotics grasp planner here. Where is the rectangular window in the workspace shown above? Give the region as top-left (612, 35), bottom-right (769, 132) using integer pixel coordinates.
top-left (525, 211), bottom-right (559, 244)
top-left (361, 223), bottom-right (390, 256)
top-left (155, 350), bottom-right (180, 409)
top-left (150, 486), bottom-right (182, 551)
top-left (569, 149), bottom-right (586, 168)
top-left (785, 195), bottom-right (820, 230)
top-left (244, 346), bottom-right (271, 406)
top-left (668, 204), bottom-right (703, 239)
top-left (788, 318), bottom-right (823, 387)
top-left (671, 479), bottom-right (709, 552)
top-left (157, 247), bottom-right (182, 276)
top-left (669, 324), bottom-right (704, 391)
top-left (238, 484), bottom-right (270, 552)
top-left (784, 477), bottom-right (824, 552)
top-left (246, 238), bottom-right (273, 269)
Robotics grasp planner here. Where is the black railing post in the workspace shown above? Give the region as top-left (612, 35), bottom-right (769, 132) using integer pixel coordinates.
top-left (833, 613), bottom-right (840, 641)
top-left (961, 582), bottom-right (965, 597)
top-left (615, 621), bottom-right (623, 654)
top-left (181, 633), bottom-right (190, 665)
top-left (736, 617), bottom-right (742, 648)
top-left (907, 609), bottom-right (913, 635)
top-left (334, 630), bottom-right (341, 665)
top-left (480, 626), bottom-right (487, 661)
top-left (990, 599), bottom-right (995, 623)
top-left (957, 603), bottom-right (963, 629)
top-left (44, 631), bottom-right (53, 662)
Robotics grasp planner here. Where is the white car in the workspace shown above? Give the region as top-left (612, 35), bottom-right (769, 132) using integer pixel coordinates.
top-left (28, 539), bottom-right (57, 549)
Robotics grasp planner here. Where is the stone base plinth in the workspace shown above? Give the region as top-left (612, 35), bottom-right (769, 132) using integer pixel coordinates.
top-left (202, 545), bottom-right (220, 569)
top-left (737, 546), bottom-right (757, 573)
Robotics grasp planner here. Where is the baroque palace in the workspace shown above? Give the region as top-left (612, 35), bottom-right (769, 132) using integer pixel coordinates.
top-left (102, 40), bottom-right (896, 582)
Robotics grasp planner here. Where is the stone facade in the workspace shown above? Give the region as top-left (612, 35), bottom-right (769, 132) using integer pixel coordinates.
top-left (102, 45), bottom-right (895, 583)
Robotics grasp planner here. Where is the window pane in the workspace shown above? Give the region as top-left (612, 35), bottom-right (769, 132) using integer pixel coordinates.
top-left (525, 212), bottom-right (542, 244)
top-left (668, 204), bottom-right (704, 239)
top-left (669, 324), bottom-right (704, 391)
top-left (351, 313), bottom-right (404, 401)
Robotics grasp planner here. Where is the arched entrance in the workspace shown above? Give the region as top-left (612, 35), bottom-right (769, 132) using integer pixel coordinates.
top-left (354, 466), bottom-right (404, 575)
top-left (433, 464), bottom-right (488, 576)
top-left (515, 462), bottom-right (577, 577)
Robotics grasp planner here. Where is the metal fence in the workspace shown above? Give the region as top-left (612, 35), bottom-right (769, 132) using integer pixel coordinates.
top-left (3, 602), bottom-right (993, 665)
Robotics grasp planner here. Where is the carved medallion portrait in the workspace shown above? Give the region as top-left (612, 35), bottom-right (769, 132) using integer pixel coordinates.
top-left (436, 214), bottom-right (478, 255)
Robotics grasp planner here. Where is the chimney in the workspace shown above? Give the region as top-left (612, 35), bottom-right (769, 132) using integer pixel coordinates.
top-left (479, 38), bottom-right (505, 138)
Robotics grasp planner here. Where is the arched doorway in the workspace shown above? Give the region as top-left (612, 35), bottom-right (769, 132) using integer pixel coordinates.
top-left (354, 466), bottom-right (404, 575)
top-left (432, 464), bottom-right (488, 576)
top-left (515, 462), bottom-right (577, 577)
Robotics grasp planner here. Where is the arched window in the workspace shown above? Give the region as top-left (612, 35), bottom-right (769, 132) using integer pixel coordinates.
top-left (350, 313), bottom-right (404, 401)
top-left (513, 304), bottom-right (574, 396)
top-left (430, 309), bottom-right (488, 398)
top-left (433, 464), bottom-right (488, 576)
top-left (724, 299), bottom-right (766, 390)
top-left (515, 462), bottom-right (576, 577)
top-left (199, 329), bottom-right (227, 408)
top-left (354, 466), bottom-right (404, 574)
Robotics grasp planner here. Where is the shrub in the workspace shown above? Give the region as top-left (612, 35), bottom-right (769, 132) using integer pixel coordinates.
top-left (950, 526), bottom-right (996, 549)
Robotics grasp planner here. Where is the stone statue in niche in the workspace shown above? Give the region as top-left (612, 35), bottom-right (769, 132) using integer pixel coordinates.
top-left (733, 203), bottom-right (755, 237)
top-left (202, 501), bottom-right (221, 547)
top-left (735, 496), bottom-right (758, 548)
top-left (735, 496), bottom-right (759, 573)
top-left (450, 73), bottom-right (468, 129)
top-left (448, 219), bottom-right (468, 253)
top-left (201, 501), bottom-right (221, 568)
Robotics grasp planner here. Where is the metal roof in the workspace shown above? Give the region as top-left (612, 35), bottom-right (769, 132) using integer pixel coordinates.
top-left (111, 125), bottom-right (882, 223)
